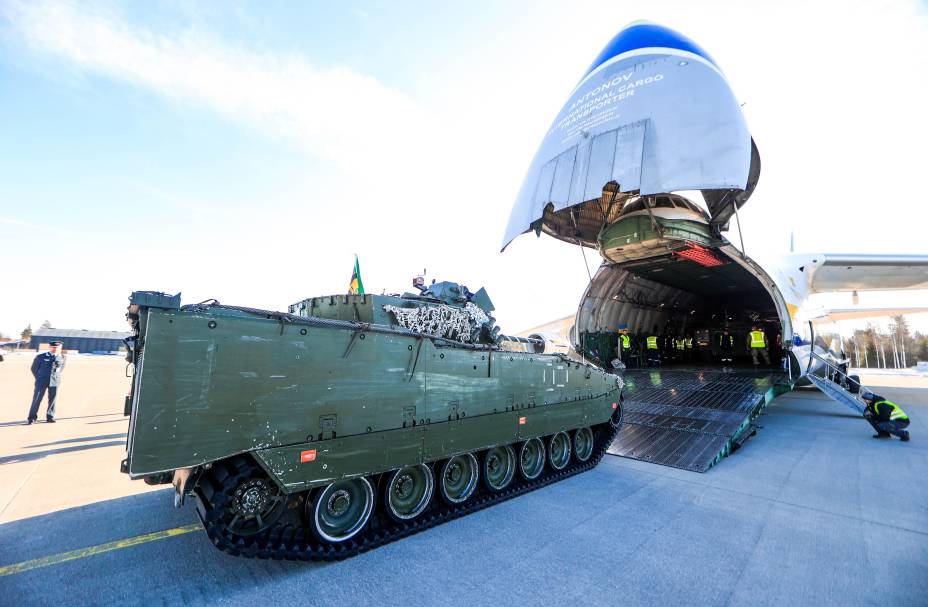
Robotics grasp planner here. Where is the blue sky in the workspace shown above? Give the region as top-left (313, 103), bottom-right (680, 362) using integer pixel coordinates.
top-left (1, 0), bottom-right (927, 339)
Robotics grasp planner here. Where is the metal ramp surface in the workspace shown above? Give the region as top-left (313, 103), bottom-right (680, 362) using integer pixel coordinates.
top-left (608, 368), bottom-right (786, 472)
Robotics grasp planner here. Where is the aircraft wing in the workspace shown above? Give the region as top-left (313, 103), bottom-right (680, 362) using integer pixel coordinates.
top-left (809, 307), bottom-right (928, 322)
top-left (808, 254), bottom-right (928, 292)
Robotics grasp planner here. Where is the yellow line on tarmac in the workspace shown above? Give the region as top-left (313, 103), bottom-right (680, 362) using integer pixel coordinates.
top-left (0, 523), bottom-right (202, 577)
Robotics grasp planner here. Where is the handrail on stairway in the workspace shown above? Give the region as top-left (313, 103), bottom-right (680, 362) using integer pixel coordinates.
top-left (807, 350), bottom-right (874, 411)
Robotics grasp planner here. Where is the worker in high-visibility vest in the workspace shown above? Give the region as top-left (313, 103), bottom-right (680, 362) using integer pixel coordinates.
top-left (684, 334), bottom-right (694, 363)
top-left (861, 392), bottom-right (910, 441)
top-left (645, 326), bottom-right (660, 367)
top-left (747, 325), bottom-right (770, 367)
top-left (618, 327), bottom-right (632, 368)
top-left (718, 329), bottom-right (734, 365)
top-left (673, 336), bottom-right (685, 363)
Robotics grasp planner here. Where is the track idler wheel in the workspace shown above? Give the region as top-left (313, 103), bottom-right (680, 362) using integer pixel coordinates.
top-left (483, 445), bottom-right (516, 492)
top-left (307, 477), bottom-right (375, 543)
top-left (385, 464), bottom-right (434, 521)
top-left (547, 432), bottom-right (571, 470)
top-left (221, 463), bottom-right (287, 537)
top-left (439, 453), bottom-right (479, 505)
top-left (573, 427), bottom-right (594, 462)
top-left (519, 437), bottom-right (545, 480)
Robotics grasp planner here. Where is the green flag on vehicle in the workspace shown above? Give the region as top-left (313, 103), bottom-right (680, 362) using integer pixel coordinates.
top-left (348, 255), bottom-right (364, 294)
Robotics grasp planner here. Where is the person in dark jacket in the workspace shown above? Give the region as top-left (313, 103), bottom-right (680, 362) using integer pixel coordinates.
top-left (718, 329), bottom-right (734, 365)
top-left (861, 392), bottom-right (910, 441)
top-left (27, 341), bottom-right (66, 424)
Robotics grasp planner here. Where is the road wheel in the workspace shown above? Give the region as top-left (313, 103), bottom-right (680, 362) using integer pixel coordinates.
top-left (483, 445), bottom-right (516, 492)
top-left (308, 477), bottom-right (375, 543)
top-left (548, 432), bottom-right (571, 470)
top-left (519, 437), bottom-right (545, 480)
top-left (440, 453), bottom-right (479, 504)
top-left (385, 464), bottom-right (434, 521)
top-left (573, 427), bottom-right (594, 462)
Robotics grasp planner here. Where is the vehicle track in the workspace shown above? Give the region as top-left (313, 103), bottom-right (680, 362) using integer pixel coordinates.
top-left (194, 413), bottom-right (621, 561)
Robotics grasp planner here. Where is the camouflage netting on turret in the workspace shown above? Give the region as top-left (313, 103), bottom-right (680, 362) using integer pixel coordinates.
top-left (384, 302), bottom-right (498, 344)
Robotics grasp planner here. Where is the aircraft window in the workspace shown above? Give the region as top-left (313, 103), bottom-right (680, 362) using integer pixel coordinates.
top-left (622, 200), bottom-right (645, 214)
top-left (671, 199), bottom-right (688, 209)
top-left (653, 198), bottom-right (674, 209)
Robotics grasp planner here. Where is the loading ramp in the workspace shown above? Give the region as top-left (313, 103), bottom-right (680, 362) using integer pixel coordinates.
top-left (608, 368), bottom-right (789, 472)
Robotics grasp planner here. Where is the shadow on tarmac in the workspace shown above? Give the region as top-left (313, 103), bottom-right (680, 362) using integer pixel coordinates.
top-left (775, 395), bottom-right (863, 419)
top-left (24, 433), bottom-right (127, 448)
top-left (0, 413), bottom-right (123, 428)
top-left (0, 441), bottom-right (126, 465)
top-left (49, 413), bottom-right (124, 421)
top-left (0, 421), bottom-right (37, 428)
top-left (0, 489), bottom-right (319, 605)
top-left (777, 408), bottom-right (862, 420)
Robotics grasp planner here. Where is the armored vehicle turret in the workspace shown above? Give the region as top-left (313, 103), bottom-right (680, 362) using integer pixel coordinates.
top-left (122, 280), bottom-right (623, 560)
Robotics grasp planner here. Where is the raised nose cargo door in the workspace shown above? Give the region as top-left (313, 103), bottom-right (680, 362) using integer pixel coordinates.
top-left (502, 22), bottom-right (758, 251)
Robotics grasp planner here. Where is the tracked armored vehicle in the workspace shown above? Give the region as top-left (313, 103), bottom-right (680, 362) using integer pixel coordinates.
top-left (122, 281), bottom-right (623, 560)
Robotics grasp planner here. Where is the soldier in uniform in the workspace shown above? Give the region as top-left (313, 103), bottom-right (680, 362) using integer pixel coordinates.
top-left (27, 341), bottom-right (66, 424)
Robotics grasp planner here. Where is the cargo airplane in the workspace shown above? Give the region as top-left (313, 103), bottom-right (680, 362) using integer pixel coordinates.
top-left (502, 21), bottom-right (928, 397)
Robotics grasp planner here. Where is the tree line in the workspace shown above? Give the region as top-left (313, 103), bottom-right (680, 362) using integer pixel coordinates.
top-left (0, 321), bottom-right (53, 343)
top-left (846, 315), bottom-right (927, 369)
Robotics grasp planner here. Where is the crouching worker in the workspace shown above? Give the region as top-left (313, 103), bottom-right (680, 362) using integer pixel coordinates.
top-left (861, 392), bottom-right (910, 442)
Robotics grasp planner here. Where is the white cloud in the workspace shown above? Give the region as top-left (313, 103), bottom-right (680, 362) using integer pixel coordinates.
top-left (3, 0), bottom-right (427, 168)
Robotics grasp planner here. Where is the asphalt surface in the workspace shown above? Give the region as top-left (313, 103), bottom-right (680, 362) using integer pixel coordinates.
top-left (1, 378), bottom-right (926, 605)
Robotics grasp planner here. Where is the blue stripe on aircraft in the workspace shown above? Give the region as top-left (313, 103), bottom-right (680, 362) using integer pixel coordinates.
top-left (583, 22), bottom-right (718, 78)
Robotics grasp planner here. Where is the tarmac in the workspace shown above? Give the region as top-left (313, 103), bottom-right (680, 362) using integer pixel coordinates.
top-left (1, 353), bottom-right (926, 606)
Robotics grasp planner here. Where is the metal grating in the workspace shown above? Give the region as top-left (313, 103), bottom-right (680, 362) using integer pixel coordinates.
top-left (608, 368), bottom-right (783, 472)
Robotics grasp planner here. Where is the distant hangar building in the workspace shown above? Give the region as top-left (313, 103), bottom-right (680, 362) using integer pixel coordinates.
top-left (30, 328), bottom-right (131, 353)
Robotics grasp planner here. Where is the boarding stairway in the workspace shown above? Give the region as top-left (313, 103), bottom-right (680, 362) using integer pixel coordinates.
top-left (803, 351), bottom-right (867, 415)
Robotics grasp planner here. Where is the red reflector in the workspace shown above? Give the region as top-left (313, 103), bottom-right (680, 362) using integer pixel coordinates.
top-left (674, 243), bottom-right (726, 267)
top-left (519, 416), bottom-right (526, 425)
top-left (300, 449), bottom-right (317, 463)
top-left (612, 403), bottom-right (618, 409)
